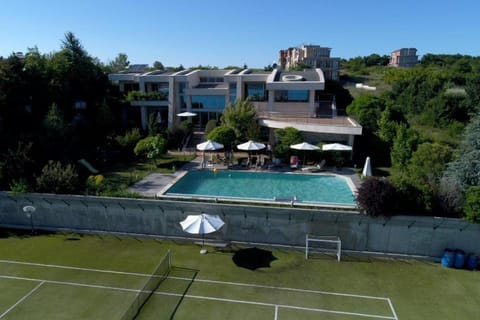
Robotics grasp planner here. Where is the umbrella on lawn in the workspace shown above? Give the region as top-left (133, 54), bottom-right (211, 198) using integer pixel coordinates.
top-left (237, 140), bottom-right (266, 166)
top-left (362, 156), bottom-right (372, 177)
top-left (197, 140), bottom-right (224, 168)
top-left (290, 142), bottom-right (320, 166)
top-left (180, 213), bottom-right (225, 254)
top-left (232, 247), bottom-right (277, 270)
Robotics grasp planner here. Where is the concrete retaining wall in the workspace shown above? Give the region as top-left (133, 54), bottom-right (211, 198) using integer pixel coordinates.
top-left (1, 192), bottom-right (479, 257)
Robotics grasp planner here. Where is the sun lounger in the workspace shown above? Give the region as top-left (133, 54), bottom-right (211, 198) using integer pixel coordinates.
top-left (301, 159), bottom-right (326, 172)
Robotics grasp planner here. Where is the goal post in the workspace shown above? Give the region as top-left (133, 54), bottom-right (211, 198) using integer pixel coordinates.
top-left (305, 234), bottom-right (341, 262)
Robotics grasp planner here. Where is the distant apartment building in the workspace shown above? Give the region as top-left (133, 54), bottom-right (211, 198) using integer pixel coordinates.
top-left (389, 48), bottom-right (418, 67)
top-left (108, 66), bottom-right (361, 146)
top-left (278, 45), bottom-right (340, 80)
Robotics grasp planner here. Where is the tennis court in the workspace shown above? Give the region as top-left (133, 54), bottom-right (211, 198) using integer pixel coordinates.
top-left (0, 258), bottom-right (396, 320)
top-left (0, 230), bottom-right (478, 319)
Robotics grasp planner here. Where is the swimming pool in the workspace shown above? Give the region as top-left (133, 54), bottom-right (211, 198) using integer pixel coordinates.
top-left (163, 170), bottom-right (356, 206)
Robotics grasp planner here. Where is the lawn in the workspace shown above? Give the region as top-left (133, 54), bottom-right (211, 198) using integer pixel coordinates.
top-left (0, 230), bottom-right (478, 319)
top-left (99, 153), bottom-right (196, 197)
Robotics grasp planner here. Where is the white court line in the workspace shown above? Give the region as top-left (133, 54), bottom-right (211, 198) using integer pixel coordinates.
top-left (0, 275), bottom-right (395, 320)
top-left (274, 305), bottom-right (279, 320)
top-left (387, 298), bottom-right (399, 320)
top-left (155, 291), bottom-right (396, 319)
top-left (0, 275), bottom-right (138, 294)
top-left (0, 259), bottom-right (149, 278)
top-left (0, 281), bottom-right (44, 319)
top-left (0, 259), bottom-right (391, 301)
top-left (171, 276), bottom-right (390, 301)
top-left (0, 260), bottom-right (396, 318)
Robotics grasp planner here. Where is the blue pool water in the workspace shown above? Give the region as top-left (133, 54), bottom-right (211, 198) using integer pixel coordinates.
top-left (164, 170), bottom-right (356, 206)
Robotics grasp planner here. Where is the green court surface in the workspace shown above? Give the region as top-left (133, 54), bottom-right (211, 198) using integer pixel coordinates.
top-left (0, 230), bottom-right (478, 319)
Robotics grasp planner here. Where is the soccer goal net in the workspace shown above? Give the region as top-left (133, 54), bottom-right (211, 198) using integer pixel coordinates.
top-left (305, 235), bottom-right (341, 261)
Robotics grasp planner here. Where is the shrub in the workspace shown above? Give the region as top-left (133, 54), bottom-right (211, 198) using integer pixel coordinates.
top-left (205, 119), bottom-right (218, 136)
top-left (464, 186), bottom-right (480, 223)
top-left (36, 161), bottom-right (79, 194)
top-left (86, 174), bottom-right (106, 195)
top-left (9, 179), bottom-right (30, 194)
top-left (134, 135), bottom-right (167, 164)
top-left (207, 126), bottom-right (236, 150)
top-left (356, 178), bottom-right (398, 217)
top-left (273, 127), bottom-right (303, 160)
top-left (115, 128), bottom-right (142, 158)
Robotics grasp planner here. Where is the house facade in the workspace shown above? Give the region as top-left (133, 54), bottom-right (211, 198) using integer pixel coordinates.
top-left (108, 67), bottom-right (361, 146)
top-left (389, 48), bottom-right (418, 67)
top-left (278, 45), bottom-right (340, 80)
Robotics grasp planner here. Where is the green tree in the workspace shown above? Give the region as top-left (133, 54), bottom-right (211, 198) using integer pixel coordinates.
top-left (43, 103), bottom-right (66, 134)
top-left (107, 53), bottom-right (129, 73)
top-left (221, 99), bottom-right (260, 143)
top-left (0, 142), bottom-right (35, 189)
top-left (54, 32), bottom-right (108, 119)
top-left (464, 186), bottom-right (480, 223)
top-left (346, 94), bottom-right (384, 131)
top-left (115, 128), bottom-right (142, 159)
top-left (376, 105), bottom-right (407, 145)
top-left (207, 126), bottom-right (236, 150)
top-left (147, 112), bottom-right (159, 136)
top-left (36, 160), bottom-right (79, 194)
top-left (152, 61), bottom-right (164, 70)
top-left (463, 74), bottom-right (480, 113)
top-left (273, 127), bottom-right (303, 159)
top-left (404, 142), bottom-right (453, 212)
top-left (390, 124), bottom-right (419, 173)
top-left (444, 114), bottom-right (480, 189)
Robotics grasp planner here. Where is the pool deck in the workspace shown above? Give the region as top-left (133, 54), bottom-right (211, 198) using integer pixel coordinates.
top-left (128, 155), bottom-right (362, 198)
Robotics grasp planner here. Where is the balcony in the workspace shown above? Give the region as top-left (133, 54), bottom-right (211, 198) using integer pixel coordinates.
top-left (126, 90), bottom-right (168, 102)
top-left (257, 111), bottom-right (362, 136)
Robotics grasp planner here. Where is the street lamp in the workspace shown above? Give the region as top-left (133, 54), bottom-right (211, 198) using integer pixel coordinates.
top-left (22, 206), bottom-right (36, 234)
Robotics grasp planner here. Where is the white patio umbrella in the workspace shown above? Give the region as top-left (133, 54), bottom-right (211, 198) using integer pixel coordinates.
top-left (321, 143), bottom-right (352, 151)
top-left (177, 111), bottom-right (198, 117)
top-left (237, 140), bottom-right (266, 151)
top-left (197, 140), bottom-right (224, 168)
top-left (290, 142), bottom-right (320, 166)
top-left (180, 214), bottom-right (225, 254)
top-left (196, 140), bottom-right (224, 151)
top-left (362, 156), bottom-right (372, 177)
top-left (237, 140), bottom-right (266, 166)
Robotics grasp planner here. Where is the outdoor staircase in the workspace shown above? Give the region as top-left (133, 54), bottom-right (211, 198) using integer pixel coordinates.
top-left (184, 124), bottom-right (205, 151)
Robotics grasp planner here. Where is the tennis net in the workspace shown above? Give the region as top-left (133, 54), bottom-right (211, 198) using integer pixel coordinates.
top-left (120, 249), bottom-right (172, 320)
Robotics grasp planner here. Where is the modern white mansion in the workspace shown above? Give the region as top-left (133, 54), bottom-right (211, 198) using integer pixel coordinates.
top-left (108, 66), bottom-right (362, 146)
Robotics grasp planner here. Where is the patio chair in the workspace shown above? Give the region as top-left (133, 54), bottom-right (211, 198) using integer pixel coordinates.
top-left (290, 156), bottom-right (299, 169)
top-left (301, 159), bottom-right (326, 172)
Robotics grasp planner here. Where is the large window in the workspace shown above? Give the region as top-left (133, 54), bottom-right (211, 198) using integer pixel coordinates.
top-left (177, 82), bottom-right (187, 94)
top-left (275, 90), bottom-right (309, 102)
top-left (229, 83), bottom-right (237, 105)
top-left (191, 95), bottom-right (226, 110)
top-left (245, 82), bottom-right (266, 101)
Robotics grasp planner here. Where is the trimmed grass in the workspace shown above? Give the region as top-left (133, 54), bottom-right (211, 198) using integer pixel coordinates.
top-left (100, 153), bottom-right (195, 196)
top-left (0, 231), bottom-right (478, 319)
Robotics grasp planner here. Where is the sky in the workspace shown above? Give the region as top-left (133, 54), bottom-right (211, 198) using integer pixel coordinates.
top-left (1, 0), bottom-right (479, 68)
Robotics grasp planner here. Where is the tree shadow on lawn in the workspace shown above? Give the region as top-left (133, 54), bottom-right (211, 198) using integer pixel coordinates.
top-left (232, 247), bottom-right (277, 271)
